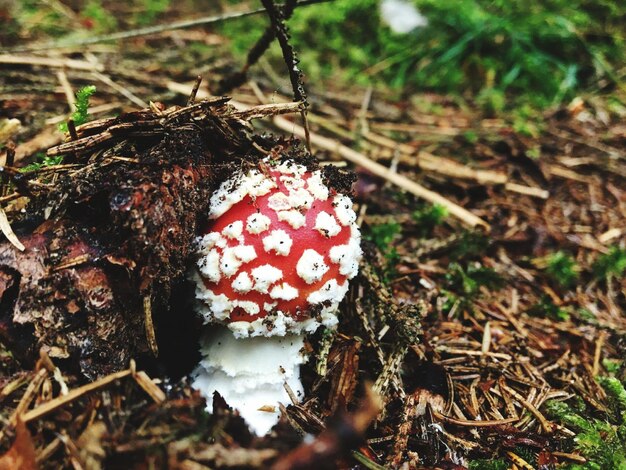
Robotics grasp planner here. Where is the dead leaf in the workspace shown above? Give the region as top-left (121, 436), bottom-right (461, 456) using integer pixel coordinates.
top-left (0, 418), bottom-right (37, 470)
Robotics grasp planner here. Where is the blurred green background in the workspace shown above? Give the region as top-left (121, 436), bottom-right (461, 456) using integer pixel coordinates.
top-left (4, 0), bottom-right (626, 112)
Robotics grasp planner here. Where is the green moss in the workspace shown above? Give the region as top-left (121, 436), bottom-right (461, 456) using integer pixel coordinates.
top-left (443, 262), bottom-right (503, 314)
top-left (412, 203), bottom-right (447, 237)
top-left (592, 246), bottom-right (626, 281)
top-left (59, 85), bottom-right (97, 132)
top-left (134, 0), bottom-right (171, 26)
top-left (445, 262), bottom-right (503, 297)
top-left (527, 296), bottom-right (570, 321)
top-left (544, 378), bottom-right (626, 469)
top-left (20, 153), bottom-right (64, 173)
top-left (545, 250), bottom-right (579, 288)
top-left (468, 458), bottom-right (508, 470)
top-left (365, 221), bottom-right (402, 281)
top-left (14, 0), bottom-right (71, 37)
top-left (449, 230), bottom-right (489, 261)
top-left (82, 1), bottom-right (118, 33)
top-left (603, 359), bottom-right (623, 375)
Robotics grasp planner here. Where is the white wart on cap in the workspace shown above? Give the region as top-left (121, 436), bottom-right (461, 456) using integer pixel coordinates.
top-left (193, 160), bottom-right (362, 337)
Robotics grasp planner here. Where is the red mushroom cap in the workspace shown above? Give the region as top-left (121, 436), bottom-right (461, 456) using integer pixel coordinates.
top-left (193, 160), bottom-right (362, 337)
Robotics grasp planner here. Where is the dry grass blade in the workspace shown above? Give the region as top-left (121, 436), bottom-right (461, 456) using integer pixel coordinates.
top-left (0, 208), bottom-right (24, 251)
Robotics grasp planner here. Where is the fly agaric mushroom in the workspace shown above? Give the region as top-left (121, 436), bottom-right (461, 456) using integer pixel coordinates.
top-left (191, 159), bottom-right (362, 435)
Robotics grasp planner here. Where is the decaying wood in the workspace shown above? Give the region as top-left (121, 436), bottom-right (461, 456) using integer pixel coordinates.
top-left (0, 97), bottom-right (275, 378)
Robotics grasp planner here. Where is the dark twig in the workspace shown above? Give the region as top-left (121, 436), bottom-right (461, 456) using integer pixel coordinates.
top-left (260, 0), bottom-right (312, 151)
top-left (67, 120), bottom-right (78, 141)
top-left (217, 0), bottom-right (298, 94)
top-left (1, 142), bottom-right (15, 198)
top-left (187, 75), bottom-right (203, 106)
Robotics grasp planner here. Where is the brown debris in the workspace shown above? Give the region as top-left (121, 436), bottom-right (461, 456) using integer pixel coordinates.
top-left (0, 15), bottom-right (625, 468)
top-left (271, 388), bottom-right (382, 470)
top-left (0, 418), bottom-right (36, 470)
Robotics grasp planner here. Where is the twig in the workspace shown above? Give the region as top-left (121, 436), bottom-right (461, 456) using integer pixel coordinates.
top-left (132, 371), bottom-right (166, 404)
top-left (22, 369), bottom-right (132, 422)
top-left (500, 384), bottom-right (554, 433)
top-left (260, 0), bottom-right (311, 151)
top-left (552, 451), bottom-right (587, 464)
top-left (56, 69), bottom-right (75, 109)
top-left (337, 128), bottom-right (508, 185)
top-left (218, 0), bottom-right (299, 94)
top-left (230, 101), bottom-right (305, 120)
top-left (91, 71), bottom-right (149, 108)
top-left (0, 55), bottom-right (103, 71)
top-left (357, 86), bottom-right (373, 136)
top-left (143, 295), bottom-right (159, 357)
top-left (0, 126), bottom-right (63, 166)
top-left (505, 182), bottom-right (549, 199)
top-left (418, 150), bottom-right (507, 185)
top-left (431, 409), bottom-right (518, 427)
top-left (187, 75), bottom-right (203, 106)
top-left (271, 387), bottom-right (382, 470)
top-left (592, 331), bottom-right (606, 376)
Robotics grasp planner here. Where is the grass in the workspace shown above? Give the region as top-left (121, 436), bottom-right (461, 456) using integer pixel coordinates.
top-left (219, 0), bottom-right (626, 109)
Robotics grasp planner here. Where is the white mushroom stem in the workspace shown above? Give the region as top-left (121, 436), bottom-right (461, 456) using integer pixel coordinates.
top-left (192, 325), bottom-right (306, 435)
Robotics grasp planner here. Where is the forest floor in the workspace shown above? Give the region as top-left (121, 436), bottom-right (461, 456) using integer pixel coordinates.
top-left (0, 3), bottom-right (625, 469)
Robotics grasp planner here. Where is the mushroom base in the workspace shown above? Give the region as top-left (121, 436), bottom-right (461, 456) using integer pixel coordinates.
top-left (192, 325), bottom-right (306, 435)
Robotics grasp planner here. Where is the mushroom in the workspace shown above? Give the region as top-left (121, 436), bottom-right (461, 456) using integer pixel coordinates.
top-left (191, 159), bottom-right (362, 435)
